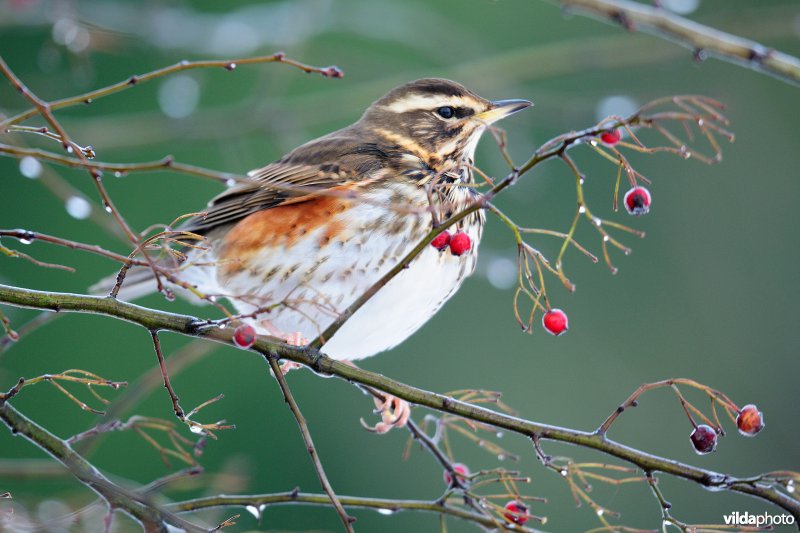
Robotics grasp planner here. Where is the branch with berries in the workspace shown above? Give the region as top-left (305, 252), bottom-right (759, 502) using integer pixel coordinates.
top-left (0, 284), bottom-right (797, 530)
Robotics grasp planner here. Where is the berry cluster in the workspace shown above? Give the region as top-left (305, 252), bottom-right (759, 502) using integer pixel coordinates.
top-left (688, 404), bottom-right (765, 455)
top-left (430, 230), bottom-right (472, 256)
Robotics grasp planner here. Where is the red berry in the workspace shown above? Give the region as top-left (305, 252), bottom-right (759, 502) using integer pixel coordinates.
top-left (449, 231), bottom-right (472, 256)
top-left (503, 501), bottom-right (530, 525)
top-left (690, 424), bottom-right (718, 454)
top-left (233, 324), bottom-right (256, 349)
top-left (600, 129), bottom-right (622, 145)
top-left (430, 230), bottom-right (451, 251)
top-left (542, 309), bottom-right (569, 336)
top-left (623, 186), bottom-right (651, 216)
top-left (443, 463), bottom-right (470, 485)
top-left (736, 404), bottom-right (765, 437)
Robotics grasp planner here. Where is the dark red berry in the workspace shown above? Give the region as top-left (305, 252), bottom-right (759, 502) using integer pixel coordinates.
top-left (430, 231), bottom-right (451, 251)
top-left (449, 231), bottom-right (472, 256)
top-left (601, 129), bottom-right (622, 145)
top-left (690, 424), bottom-right (717, 454)
top-left (233, 324), bottom-right (256, 349)
top-left (503, 501), bottom-right (530, 525)
top-left (443, 463), bottom-right (470, 485)
top-left (624, 186), bottom-right (651, 216)
top-left (736, 404), bottom-right (765, 437)
top-left (542, 309), bottom-right (569, 336)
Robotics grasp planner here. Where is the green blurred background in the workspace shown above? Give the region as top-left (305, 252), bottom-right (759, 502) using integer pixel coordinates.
top-left (1, 0), bottom-right (798, 531)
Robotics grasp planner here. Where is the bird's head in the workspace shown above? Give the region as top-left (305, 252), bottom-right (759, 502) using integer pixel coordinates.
top-left (360, 78), bottom-right (532, 169)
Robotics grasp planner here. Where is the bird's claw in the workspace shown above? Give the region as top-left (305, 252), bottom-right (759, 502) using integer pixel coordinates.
top-left (283, 331), bottom-right (309, 347)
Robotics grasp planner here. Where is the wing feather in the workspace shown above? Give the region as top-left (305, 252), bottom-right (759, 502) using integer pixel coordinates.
top-left (182, 133), bottom-right (401, 235)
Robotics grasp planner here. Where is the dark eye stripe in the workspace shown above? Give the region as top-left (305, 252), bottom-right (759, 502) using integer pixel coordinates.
top-left (435, 106), bottom-right (475, 120)
top-left (443, 125), bottom-right (463, 138)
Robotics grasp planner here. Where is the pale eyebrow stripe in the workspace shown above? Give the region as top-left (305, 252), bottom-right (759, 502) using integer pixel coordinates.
top-left (374, 128), bottom-right (429, 159)
top-left (383, 94), bottom-right (475, 113)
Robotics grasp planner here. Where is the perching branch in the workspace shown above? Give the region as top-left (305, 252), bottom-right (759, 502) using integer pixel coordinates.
top-left (549, 0), bottom-right (800, 85)
top-left (1, 284), bottom-right (796, 520)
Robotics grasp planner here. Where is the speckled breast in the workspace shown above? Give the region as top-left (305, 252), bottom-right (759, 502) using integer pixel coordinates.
top-left (206, 180), bottom-right (483, 360)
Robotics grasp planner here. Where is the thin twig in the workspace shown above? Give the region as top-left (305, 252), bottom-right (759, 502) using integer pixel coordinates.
top-left (265, 353), bottom-right (355, 532)
top-left (0, 53), bottom-right (342, 130)
top-left (150, 331), bottom-right (185, 420)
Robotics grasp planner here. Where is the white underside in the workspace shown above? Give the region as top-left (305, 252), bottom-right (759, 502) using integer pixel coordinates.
top-left (319, 229), bottom-right (479, 359)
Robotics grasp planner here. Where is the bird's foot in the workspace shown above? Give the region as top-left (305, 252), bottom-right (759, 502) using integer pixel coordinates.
top-left (342, 361), bottom-right (411, 433)
top-left (260, 320), bottom-right (306, 374)
top-left (362, 393), bottom-right (411, 434)
top-left (279, 332), bottom-right (307, 374)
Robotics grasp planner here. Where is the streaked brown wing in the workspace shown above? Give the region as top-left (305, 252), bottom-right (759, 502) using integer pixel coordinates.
top-left (183, 133), bottom-right (395, 235)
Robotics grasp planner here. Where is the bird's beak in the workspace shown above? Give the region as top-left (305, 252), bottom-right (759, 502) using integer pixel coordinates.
top-left (475, 99), bottom-right (533, 124)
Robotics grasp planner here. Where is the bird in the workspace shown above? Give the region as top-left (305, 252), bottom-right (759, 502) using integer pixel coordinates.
top-left (97, 78), bottom-right (531, 432)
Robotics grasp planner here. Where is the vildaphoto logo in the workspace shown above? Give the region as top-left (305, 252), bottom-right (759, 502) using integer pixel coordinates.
top-left (723, 511), bottom-right (795, 527)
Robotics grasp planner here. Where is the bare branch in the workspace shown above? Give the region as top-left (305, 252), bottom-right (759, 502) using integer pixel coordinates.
top-left (551, 0), bottom-right (800, 85)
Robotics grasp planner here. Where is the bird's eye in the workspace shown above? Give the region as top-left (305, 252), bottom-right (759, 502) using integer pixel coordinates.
top-left (436, 106), bottom-right (455, 119)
